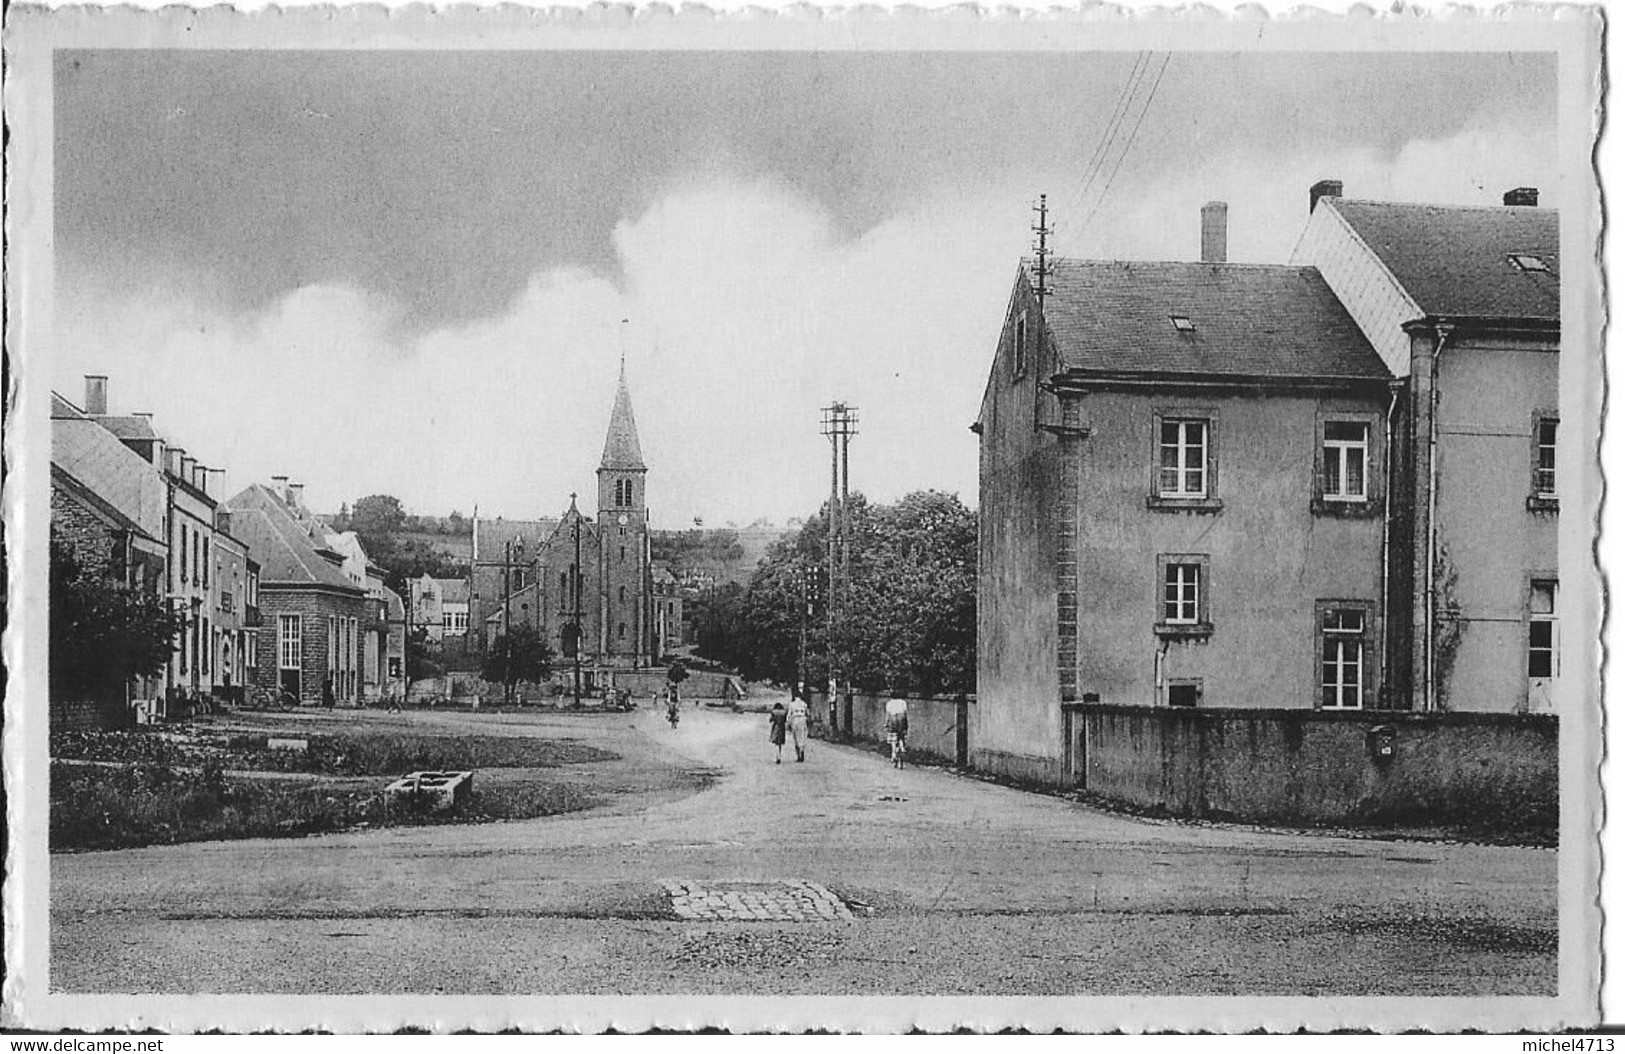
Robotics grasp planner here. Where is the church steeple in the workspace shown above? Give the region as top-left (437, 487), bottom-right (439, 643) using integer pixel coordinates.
top-left (599, 361), bottom-right (646, 472)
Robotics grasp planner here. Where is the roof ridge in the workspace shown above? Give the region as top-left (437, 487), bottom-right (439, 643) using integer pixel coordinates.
top-left (1334, 197), bottom-right (1557, 215)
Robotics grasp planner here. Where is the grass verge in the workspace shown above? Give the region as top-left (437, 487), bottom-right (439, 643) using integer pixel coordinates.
top-left (51, 758), bottom-right (601, 852)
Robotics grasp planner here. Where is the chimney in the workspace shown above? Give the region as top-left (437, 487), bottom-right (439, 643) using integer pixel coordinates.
top-left (181, 456), bottom-right (196, 489)
top-left (1504, 186), bottom-right (1539, 207)
top-left (271, 475), bottom-right (289, 503)
top-left (193, 463), bottom-right (209, 495)
top-left (1309, 179), bottom-right (1344, 213)
top-left (288, 482), bottom-right (305, 509)
top-left (1200, 201), bottom-right (1228, 264)
top-left (83, 375), bottom-right (108, 416)
top-left (169, 447), bottom-right (188, 479)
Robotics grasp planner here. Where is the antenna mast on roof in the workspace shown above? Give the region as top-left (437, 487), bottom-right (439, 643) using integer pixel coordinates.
top-left (1032, 193), bottom-right (1053, 310)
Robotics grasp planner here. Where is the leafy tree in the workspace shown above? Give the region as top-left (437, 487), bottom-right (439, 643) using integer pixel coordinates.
top-left (351, 494), bottom-right (407, 541)
top-left (50, 540), bottom-right (181, 700)
top-left (692, 491), bottom-right (976, 696)
top-left (666, 658), bottom-right (689, 686)
top-left (482, 625), bottom-right (554, 687)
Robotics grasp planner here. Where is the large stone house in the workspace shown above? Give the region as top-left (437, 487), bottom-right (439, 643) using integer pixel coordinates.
top-left (973, 184), bottom-right (1562, 788)
top-left (1292, 182), bottom-right (1560, 715)
top-left (226, 482), bottom-right (369, 707)
top-left (972, 226), bottom-right (1391, 783)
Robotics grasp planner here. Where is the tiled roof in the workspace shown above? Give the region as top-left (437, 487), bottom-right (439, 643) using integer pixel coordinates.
top-left (92, 415), bottom-right (160, 441)
top-left (51, 416), bottom-right (169, 539)
top-left (599, 365), bottom-right (647, 471)
top-left (1327, 198), bottom-right (1559, 322)
top-left (473, 518), bottom-right (558, 562)
top-left (434, 577), bottom-right (470, 603)
top-left (226, 484), bottom-right (364, 592)
top-left (51, 464), bottom-right (156, 541)
top-left (1039, 260), bottom-right (1389, 381)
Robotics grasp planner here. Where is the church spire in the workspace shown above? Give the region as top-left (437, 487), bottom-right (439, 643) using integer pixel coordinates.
top-left (599, 358), bottom-right (646, 472)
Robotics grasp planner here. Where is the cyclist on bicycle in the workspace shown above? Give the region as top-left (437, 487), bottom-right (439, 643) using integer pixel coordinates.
top-left (884, 692), bottom-right (909, 769)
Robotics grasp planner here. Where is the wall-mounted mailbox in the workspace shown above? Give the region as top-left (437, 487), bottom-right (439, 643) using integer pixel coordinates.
top-left (1367, 724), bottom-right (1397, 762)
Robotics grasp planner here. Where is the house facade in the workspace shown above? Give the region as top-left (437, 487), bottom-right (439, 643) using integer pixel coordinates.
top-left (227, 482), bottom-right (369, 706)
top-left (1292, 183), bottom-right (1560, 715)
top-left (974, 184), bottom-right (1563, 788)
top-left (973, 247), bottom-right (1392, 784)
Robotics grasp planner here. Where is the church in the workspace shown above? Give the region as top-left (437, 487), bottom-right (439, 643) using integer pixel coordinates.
top-left (466, 363), bottom-right (676, 685)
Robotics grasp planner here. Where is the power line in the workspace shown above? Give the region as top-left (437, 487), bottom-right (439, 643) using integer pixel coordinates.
top-left (1073, 52), bottom-right (1172, 241)
top-left (1053, 51), bottom-right (1150, 246)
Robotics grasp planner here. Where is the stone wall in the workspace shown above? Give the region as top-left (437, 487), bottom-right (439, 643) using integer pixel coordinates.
top-left (811, 690), bottom-right (971, 766)
top-left (1079, 703), bottom-right (1557, 833)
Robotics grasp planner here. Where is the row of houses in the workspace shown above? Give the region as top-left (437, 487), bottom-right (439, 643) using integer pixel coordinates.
top-left (50, 383), bottom-right (407, 726)
top-left (973, 181), bottom-right (1561, 785)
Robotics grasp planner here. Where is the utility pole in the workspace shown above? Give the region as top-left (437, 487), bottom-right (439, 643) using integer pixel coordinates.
top-left (1032, 193), bottom-right (1052, 307)
top-left (819, 402), bottom-right (858, 724)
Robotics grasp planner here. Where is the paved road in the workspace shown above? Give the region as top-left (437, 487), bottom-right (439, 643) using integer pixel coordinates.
top-left (52, 701), bottom-right (1557, 995)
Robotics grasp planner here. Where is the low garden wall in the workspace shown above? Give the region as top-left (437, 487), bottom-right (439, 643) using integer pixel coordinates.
top-left (809, 690), bottom-right (971, 766)
top-left (1080, 704), bottom-right (1557, 835)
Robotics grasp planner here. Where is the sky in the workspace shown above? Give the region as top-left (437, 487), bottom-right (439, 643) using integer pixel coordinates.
top-left (53, 49), bottom-right (1559, 525)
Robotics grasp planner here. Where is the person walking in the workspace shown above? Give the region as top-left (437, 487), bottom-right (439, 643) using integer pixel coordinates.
top-left (787, 695), bottom-right (810, 763)
top-left (885, 692), bottom-right (909, 769)
top-left (768, 700), bottom-right (789, 764)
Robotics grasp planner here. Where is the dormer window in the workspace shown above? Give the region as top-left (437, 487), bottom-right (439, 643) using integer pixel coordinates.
top-left (1509, 253), bottom-right (1549, 273)
top-left (1169, 314), bottom-right (1196, 334)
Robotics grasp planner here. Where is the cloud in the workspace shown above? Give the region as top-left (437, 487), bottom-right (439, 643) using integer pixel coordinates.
top-left (54, 176), bottom-right (1029, 525)
top-left (53, 121), bottom-right (1558, 527)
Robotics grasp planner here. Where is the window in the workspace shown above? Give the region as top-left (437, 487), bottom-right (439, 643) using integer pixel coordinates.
top-left (1533, 417), bottom-right (1558, 501)
top-left (202, 617), bottom-right (210, 674)
top-left (179, 526), bottom-right (189, 585)
top-left (559, 571), bottom-right (568, 599)
top-left (1167, 680), bottom-right (1202, 707)
top-left (1163, 562), bottom-right (1201, 624)
top-left (1509, 253), bottom-right (1549, 273)
top-left (618, 622), bottom-right (627, 640)
top-left (1158, 419), bottom-right (1209, 499)
top-left (619, 585), bottom-right (626, 602)
top-left (279, 614), bottom-right (302, 670)
top-left (1012, 312), bottom-right (1028, 379)
top-left (1528, 580), bottom-right (1558, 679)
top-left (1154, 554), bottom-right (1211, 636)
top-left (1169, 314), bottom-right (1196, 334)
top-left (1320, 607), bottom-right (1367, 710)
top-left (1322, 422), bottom-right (1369, 501)
top-left (202, 537), bottom-right (210, 588)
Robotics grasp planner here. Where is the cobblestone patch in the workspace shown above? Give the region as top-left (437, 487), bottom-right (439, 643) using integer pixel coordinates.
top-left (661, 879), bottom-right (855, 922)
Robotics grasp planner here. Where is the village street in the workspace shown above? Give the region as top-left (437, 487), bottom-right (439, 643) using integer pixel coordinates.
top-left (51, 701), bottom-right (1557, 996)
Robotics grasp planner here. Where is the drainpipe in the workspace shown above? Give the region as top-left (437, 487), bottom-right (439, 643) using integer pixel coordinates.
top-left (1422, 323), bottom-right (1456, 713)
top-left (1378, 380), bottom-right (1401, 708)
top-left (1153, 637), bottom-right (1170, 707)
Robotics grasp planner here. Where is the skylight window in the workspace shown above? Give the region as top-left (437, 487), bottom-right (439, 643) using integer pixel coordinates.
top-left (1509, 253), bottom-right (1550, 273)
top-left (1169, 314), bottom-right (1196, 334)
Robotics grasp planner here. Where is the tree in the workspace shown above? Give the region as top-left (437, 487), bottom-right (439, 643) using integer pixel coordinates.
top-left (351, 494), bottom-right (407, 541)
top-left (666, 658), bottom-right (690, 687)
top-left (691, 491), bottom-right (976, 696)
top-left (50, 540), bottom-right (181, 700)
top-left (482, 625), bottom-right (554, 687)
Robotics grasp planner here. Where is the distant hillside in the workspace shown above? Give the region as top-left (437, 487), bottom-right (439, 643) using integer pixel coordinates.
top-left (651, 523), bottom-right (795, 588)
